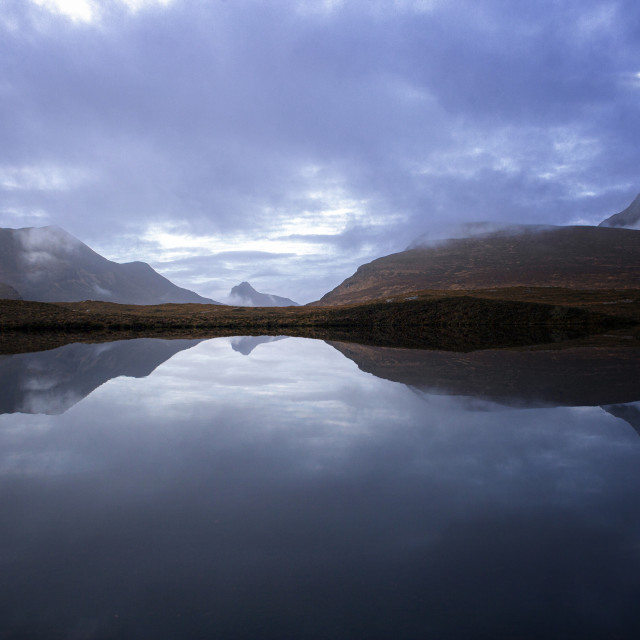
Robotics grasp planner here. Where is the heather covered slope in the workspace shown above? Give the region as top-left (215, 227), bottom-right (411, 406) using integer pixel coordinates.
top-left (314, 226), bottom-right (640, 306)
top-left (0, 288), bottom-right (636, 355)
top-left (0, 226), bottom-right (220, 305)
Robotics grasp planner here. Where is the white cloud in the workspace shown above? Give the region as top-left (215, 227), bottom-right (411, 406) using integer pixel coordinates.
top-left (574, 3), bottom-right (618, 40)
top-left (413, 124), bottom-right (601, 186)
top-left (29, 0), bottom-right (174, 24)
top-left (31, 0), bottom-right (96, 23)
top-left (0, 164), bottom-right (92, 191)
top-left (139, 225), bottom-right (335, 262)
top-left (0, 207), bottom-right (51, 228)
top-left (295, 0), bottom-right (439, 16)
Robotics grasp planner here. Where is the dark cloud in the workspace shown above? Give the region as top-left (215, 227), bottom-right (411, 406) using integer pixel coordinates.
top-left (1, 0), bottom-right (639, 301)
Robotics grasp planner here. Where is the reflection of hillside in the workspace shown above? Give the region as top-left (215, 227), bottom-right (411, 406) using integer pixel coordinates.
top-left (0, 338), bottom-right (202, 415)
top-left (329, 342), bottom-right (640, 408)
top-left (230, 335), bottom-right (288, 355)
top-left (602, 404), bottom-right (640, 436)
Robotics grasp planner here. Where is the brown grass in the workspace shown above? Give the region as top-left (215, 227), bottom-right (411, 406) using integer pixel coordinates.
top-left (0, 287), bottom-right (638, 354)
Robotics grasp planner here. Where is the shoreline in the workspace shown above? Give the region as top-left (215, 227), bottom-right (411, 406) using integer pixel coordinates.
top-left (1, 287), bottom-right (638, 355)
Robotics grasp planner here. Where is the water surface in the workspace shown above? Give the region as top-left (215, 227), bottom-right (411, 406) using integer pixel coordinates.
top-left (1, 337), bottom-right (639, 639)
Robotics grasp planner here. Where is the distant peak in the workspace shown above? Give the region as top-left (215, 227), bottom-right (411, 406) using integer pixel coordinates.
top-left (231, 281), bottom-right (257, 294)
top-left (228, 281), bottom-right (299, 307)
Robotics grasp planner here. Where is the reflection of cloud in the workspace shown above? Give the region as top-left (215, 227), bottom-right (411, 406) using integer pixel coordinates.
top-left (21, 390), bottom-right (85, 415)
top-left (0, 451), bottom-right (82, 476)
top-left (1, 337), bottom-right (639, 638)
top-left (0, 338), bottom-right (202, 416)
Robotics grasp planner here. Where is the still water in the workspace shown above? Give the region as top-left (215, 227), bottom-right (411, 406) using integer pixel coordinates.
top-left (1, 336), bottom-right (639, 639)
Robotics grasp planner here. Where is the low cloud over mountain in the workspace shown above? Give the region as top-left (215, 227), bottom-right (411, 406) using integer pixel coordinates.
top-left (599, 194), bottom-right (640, 230)
top-left (315, 225), bottom-right (640, 306)
top-left (0, 226), bottom-right (219, 305)
top-left (228, 282), bottom-right (299, 307)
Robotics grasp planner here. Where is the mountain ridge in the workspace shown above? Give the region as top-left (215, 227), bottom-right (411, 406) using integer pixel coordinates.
top-left (313, 225), bottom-right (640, 306)
top-left (599, 193), bottom-right (640, 229)
top-left (0, 225), bottom-right (220, 305)
top-left (229, 281), bottom-right (299, 307)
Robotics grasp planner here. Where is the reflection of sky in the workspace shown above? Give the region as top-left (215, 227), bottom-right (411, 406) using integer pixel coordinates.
top-left (0, 338), bottom-right (639, 638)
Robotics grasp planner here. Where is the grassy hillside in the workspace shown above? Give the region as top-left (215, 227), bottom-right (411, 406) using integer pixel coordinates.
top-left (0, 287), bottom-right (637, 354)
top-left (315, 226), bottom-right (640, 306)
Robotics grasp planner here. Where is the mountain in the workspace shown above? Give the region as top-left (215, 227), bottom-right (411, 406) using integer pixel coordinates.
top-left (0, 225), bottom-right (220, 305)
top-left (229, 281), bottom-right (299, 307)
top-left (599, 193), bottom-right (640, 229)
top-left (314, 225), bottom-right (640, 306)
top-left (0, 338), bottom-right (202, 415)
top-left (0, 282), bottom-right (21, 300)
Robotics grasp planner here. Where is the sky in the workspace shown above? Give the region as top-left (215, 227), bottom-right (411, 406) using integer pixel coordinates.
top-left (1, 0), bottom-right (639, 303)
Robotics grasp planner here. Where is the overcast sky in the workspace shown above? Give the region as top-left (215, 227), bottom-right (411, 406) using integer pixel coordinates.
top-left (1, 0), bottom-right (639, 302)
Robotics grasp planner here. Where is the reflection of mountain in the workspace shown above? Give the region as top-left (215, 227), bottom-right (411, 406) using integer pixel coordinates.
top-left (0, 338), bottom-right (201, 415)
top-left (329, 342), bottom-right (640, 408)
top-left (602, 403), bottom-right (640, 435)
top-left (230, 335), bottom-right (288, 356)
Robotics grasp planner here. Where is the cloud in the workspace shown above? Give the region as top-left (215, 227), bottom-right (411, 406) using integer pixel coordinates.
top-left (29, 0), bottom-right (175, 24)
top-left (1, 0), bottom-right (639, 298)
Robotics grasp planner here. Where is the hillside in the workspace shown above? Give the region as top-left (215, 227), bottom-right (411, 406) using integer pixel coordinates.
top-left (0, 282), bottom-right (21, 300)
top-left (0, 288), bottom-right (636, 356)
top-left (313, 226), bottom-right (640, 306)
top-left (229, 281), bottom-right (299, 307)
top-left (599, 193), bottom-right (640, 229)
top-left (0, 226), bottom-right (220, 305)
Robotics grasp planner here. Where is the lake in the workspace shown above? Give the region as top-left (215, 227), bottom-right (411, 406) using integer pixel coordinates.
top-left (1, 336), bottom-right (639, 639)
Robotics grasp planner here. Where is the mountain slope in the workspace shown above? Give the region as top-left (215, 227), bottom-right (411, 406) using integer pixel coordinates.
top-left (0, 226), bottom-right (220, 305)
top-left (599, 193), bottom-right (640, 229)
top-left (229, 281), bottom-right (299, 306)
top-left (314, 226), bottom-right (640, 306)
top-left (0, 282), bottom-right (21, 300)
